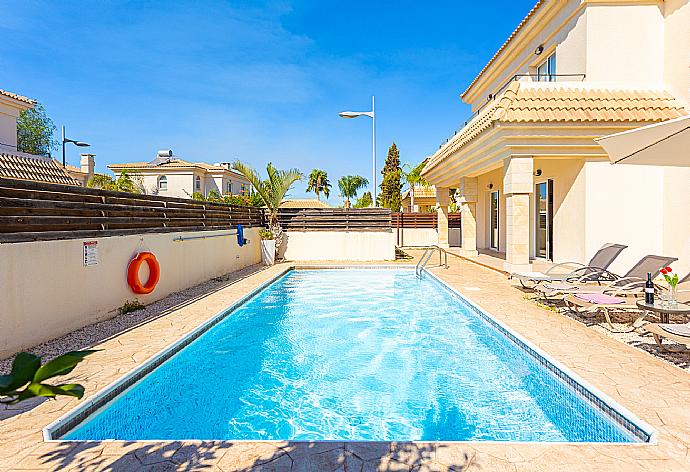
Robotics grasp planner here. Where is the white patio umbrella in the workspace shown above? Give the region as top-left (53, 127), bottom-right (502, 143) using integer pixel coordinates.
top-left (595, 115), bottom-right (690, 166)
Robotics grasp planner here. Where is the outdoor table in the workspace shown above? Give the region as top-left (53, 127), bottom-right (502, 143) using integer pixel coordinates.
top-left (636, 300), bottom-right (690, 324)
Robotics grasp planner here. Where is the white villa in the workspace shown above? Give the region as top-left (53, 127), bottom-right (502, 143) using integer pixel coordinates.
top-left (423, 0), bottom-right (690, 275)
top-left (109, 150), bottom-right (252, 199)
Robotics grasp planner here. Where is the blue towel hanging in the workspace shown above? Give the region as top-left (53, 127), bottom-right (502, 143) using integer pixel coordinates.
top-left (237, 224), bottom-right (245, 247)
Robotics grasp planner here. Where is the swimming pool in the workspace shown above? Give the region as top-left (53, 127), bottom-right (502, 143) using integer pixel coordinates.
top-left (53, 268), bottom-right (652, 442)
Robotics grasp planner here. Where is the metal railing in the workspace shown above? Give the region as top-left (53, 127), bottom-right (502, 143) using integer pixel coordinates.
top-left (437, 73), bottom-right (586, 150)
top-left (415, 245), bottom-right (449, 278)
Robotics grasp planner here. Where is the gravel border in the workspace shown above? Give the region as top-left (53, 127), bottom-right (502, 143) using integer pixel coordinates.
top-left (525, 297), bottom-right (690, 372)
top-left (1, 264), bottom-right (268, 374)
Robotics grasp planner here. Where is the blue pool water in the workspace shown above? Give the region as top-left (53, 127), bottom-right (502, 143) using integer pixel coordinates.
top-left (64, 269), bottom-right (641, 442)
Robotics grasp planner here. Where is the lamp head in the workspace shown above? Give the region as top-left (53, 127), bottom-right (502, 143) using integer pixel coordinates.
top-left (339, 111), bottom-right (373, 119)
top-left (75, 142), bottom-right (90, 147)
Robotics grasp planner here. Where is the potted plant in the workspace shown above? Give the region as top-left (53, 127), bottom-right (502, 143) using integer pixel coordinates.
top-left (260, 229), bottom-right (276, 265)
top-left (231, 161), bottom-right (302, 260)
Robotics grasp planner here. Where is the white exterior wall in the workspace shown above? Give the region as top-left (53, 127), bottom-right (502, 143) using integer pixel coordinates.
top-left (584, 162), bottom-right (663, 275)
top-left (397, 228), bottom-right (439, 247)
top-left (280, 231), bottom-right (396, 261)
top-left (0, 228), bottom-right (261, 357)
top-left (585, 4), bottom-right (664, 88)
top-left (664, 0), bottom-right (690, 107)
top-left (466, 1), bottom-right (688, 111)
top-left (129, 172), bottom-right (194, 198)
top-left (0, 101), bottom-right (20, 148)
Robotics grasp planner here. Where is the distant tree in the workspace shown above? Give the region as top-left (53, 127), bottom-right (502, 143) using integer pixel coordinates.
top-left (379, 142), bottom-right (403, 211)
top-left (206, 190), bottom-right (222, 202)
top-left (306, 169), bottom-right (331, 201)
top-left (87, 170), bottom-right (143, 194)
top-left (338, 175), bottom-right (369, 209)
top-left (16, 104), bottom-right (58, 156)
top-left (222, 194), bottom-right (263, 207)
top-left (402, 160), bottom-right (429, 212)
top-left (191, 192), bottom-right (205, 201)
top-left (354, 191), bottom-right (373, 208)
top-left (232, 161), bottom-right (302, 256)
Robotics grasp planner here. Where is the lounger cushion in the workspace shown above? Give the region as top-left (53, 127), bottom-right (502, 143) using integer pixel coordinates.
top-left (543, 283), bottom-right (578, 291)
top-left (660, 324), bottom-right (690, 337)
top-left (575, 293), bottom-right (625, 304)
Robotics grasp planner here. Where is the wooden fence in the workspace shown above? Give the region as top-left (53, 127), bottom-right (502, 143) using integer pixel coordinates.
top-left (276, 208), bottom-right (392, 232)
top-left (0, 177), bottom-right (264, 243)
top-left (391, 212), bottom-right (461, 228)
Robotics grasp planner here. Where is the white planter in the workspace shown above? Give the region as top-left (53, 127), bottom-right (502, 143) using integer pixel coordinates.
top-left (261, 239), bottom-right (276, 265)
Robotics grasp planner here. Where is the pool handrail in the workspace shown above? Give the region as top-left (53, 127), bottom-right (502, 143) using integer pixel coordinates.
top-left (415, 245), bottom-right (449, 277)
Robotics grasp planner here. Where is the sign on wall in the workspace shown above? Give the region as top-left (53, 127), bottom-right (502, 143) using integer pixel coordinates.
top-left (83, 241), bottom-right (99, 266)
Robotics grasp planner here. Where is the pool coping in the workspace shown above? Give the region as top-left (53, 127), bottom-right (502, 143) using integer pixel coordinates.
top-left (42, 264), bottom-right (657, 445)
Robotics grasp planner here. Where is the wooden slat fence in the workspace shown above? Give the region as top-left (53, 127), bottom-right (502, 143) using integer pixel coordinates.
top-left (391, 212), bottom-right (461, 228)
top-left (276, 208), bottom-right (392, 232)
top-left (0, 177), bottom-right (264, 243)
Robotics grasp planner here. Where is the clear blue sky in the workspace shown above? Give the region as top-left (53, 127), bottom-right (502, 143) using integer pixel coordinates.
top-left (1, 0), bottom-right (534, 203)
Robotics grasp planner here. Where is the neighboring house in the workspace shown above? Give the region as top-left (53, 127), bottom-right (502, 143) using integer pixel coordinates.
top-left (0, 88), bottom-right (79, 186)
top-left (422, 0), bottom-right (690, 275)
top-left (108, 150), bottom-right (252, 198)
top-left (280, 199), bottom-right (332, 209)
top-left (53, 153), bottom-right (96, 186)
top-left (0, 88), bottom-right (35, 153)
top-left (401, 185), bottom-right (437, 213)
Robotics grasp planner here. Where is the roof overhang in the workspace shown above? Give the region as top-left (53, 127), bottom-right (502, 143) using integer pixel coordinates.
top-left (422, 122), bottom-right (638, 187)
top-left (0, 90), bottom-right (36, 111)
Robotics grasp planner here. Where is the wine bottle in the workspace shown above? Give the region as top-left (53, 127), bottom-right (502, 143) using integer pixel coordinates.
top-left (645, 272), bottom-right (654, 304)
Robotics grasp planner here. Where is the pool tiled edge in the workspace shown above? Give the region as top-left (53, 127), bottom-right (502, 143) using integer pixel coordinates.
top-left (422, 269), bottom-right (656, 444)
top-left (45, 265), bottom-right (654, 445)
top-left (43, 264), bottom-right (294, 441)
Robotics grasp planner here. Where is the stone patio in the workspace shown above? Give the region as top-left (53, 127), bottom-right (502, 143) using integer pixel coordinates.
top-left (1, 259), bottom-right (689, 471)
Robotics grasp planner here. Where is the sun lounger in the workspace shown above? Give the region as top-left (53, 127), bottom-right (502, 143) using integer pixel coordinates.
top-left (564, 292), bottom-right (648, 333)
top-left (510, 243), bottom-right (627, 288)
top-left (534, 254), bottom-right (679, 301)
top-left (644, 323), bottom-right (690, 352)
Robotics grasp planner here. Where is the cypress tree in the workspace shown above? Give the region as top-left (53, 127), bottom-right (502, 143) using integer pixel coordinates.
top-left (379, 142), bottom-right (403, 211)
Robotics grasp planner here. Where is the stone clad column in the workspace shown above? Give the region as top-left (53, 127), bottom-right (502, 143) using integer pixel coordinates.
top-left (458, 177), bottom-right (478, 257)
top-left (436, 186), bottom-right (449, 248)
top-left (503, 155), bottom-right (533, 272)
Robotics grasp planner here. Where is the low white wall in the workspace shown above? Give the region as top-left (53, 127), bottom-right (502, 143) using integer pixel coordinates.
top-left (0, 228), bottom-right (261, 358)
top-left (280, 231), bottom-right (395, 261)
top-left (397, 228), bottom-right (438, 247)
top-left (396, 228), bottom-right (461, 247)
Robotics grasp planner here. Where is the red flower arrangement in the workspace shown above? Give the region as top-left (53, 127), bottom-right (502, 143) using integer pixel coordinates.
top-left (660, 266), bottom-right (679, 288)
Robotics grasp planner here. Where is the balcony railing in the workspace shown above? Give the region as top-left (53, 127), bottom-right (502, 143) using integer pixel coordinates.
top-left (437, 73), bottom-right (586, 150)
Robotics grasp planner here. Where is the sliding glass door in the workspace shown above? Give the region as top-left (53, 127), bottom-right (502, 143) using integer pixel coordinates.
top-left (535, 180), bottom-right (553, 260)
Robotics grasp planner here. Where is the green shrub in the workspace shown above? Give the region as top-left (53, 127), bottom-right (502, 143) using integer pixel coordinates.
top-left (118, 299), bottom-right (145, 315)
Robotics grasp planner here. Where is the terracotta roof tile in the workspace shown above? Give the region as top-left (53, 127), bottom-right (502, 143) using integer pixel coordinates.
top-left (0, 153), bottom-right (79, 185)
top-left (424, 82), bottom-right (688, 175)
top-left (402, 185), bottom-right (436, 200)
top-left (0, 89), bottom-right (36, 105)
top-left (280, 199), bottom-right (332, 208)
top-left (108, 159), bottom-right (245, 177)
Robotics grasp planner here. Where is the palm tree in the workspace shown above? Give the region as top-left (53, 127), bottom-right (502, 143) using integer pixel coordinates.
top-left (306, 169), bottom-right (331, 201)
top-left (402, 161), bottom-right (429, 212)
top-left (232, 161), bottom-right (302, 254)
top-left (337, 175), bottom-right (369, 209)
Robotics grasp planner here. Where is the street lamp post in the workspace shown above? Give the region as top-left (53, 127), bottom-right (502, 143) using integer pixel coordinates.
top-left (62, 125), bottom-right (90, 167)
top-left (339, 96), bottom-right (376, 207)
